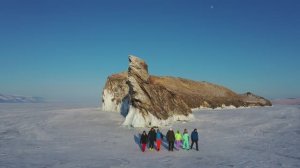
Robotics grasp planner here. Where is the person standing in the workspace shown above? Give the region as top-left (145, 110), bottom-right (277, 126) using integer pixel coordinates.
top-left (140, 131), bottom-right (148, 152)
top-left (148, 127), bottom-right (156, 151)
top-left (156, 128), bottom-right (163, 151)
top-left (166, 128), bottom-right (175, 151)
top-left (182, 128), bottom-right (190, 150)
top-left (175, 130), bottom-right (182, 149)
top-left (190, 128), bottom-right (199, 151)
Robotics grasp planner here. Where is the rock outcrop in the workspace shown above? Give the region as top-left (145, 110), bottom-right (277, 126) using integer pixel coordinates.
top-left (101, 72), bottom-right (129, 117)
top-left (239, 92), bottom-right (272, 106)
top-left (102, 55), bottom-right (272, 127)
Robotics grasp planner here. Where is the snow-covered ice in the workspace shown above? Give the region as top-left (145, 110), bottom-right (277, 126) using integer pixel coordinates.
top-left (0, 103), bottom-right (299, 168)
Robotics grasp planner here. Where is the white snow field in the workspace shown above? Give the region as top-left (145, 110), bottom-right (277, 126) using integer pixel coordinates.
top-left (0, 103), bottom-right (299, 168)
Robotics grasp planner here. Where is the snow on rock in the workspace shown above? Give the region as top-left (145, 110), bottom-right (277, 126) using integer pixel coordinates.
top-left (101, 89), bottom-right (119, 112)
top-left (101, 72), bottom-right (129, 115)
top-left (192, 105), bottom-right (237, 111)
top-left (123, 105), bottom-right (194, 127)
top-left (123, 105), bottom-right (145, 127)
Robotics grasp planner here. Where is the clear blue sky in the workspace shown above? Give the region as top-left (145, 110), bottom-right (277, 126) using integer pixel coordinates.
top-left (1, 0), bottom-right (299, 104)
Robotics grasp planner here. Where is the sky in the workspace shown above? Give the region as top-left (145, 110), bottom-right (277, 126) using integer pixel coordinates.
top-left (0, 0), bottom-right (299, 104)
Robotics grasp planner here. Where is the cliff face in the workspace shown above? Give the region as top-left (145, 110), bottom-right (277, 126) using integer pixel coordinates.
top-left (102, 55), bottom-right (272, 127)
top-left (102, 72), bottom-right (129, 117)
top-left (123, 56), bottom-right (193, 127)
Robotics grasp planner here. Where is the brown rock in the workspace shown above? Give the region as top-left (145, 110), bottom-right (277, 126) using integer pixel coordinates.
top-left (102, 55), bottom-right (272, 127)
top-left (239, 92), bottom-right (272, 106)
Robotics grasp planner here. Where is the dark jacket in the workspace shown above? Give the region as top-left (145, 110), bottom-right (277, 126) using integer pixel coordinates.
top-left (140, 134), bottom-right (148, 144)
top-left (166, 130), bottom-right (175, 142)
top-left (148, 130), bottom-right (156, 141)
top-left (191, 131), bottom-right (199, 141)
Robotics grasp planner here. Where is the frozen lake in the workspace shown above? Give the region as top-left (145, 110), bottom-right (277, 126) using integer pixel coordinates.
top-left (0, 103), bottom-right (299, 168)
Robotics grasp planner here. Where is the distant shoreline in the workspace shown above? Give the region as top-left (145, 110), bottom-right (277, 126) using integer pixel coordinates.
top-left (271, 98), bottom-right (300, 105)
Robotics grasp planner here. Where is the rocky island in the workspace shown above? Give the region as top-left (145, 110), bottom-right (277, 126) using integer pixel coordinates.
top-left (102, 55), bottom-right (271, 127)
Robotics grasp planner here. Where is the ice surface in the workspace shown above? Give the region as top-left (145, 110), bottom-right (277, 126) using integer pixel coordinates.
top-left (0, 103), bottom-right (299, 168)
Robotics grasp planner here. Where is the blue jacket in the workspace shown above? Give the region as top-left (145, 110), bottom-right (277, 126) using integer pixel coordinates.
top-left (191, 131), bottom-right (198, 141)
top-left (156, 132), bottom-right (163, 140)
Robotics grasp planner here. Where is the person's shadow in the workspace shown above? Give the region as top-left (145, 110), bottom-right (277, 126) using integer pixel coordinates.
top-left (161, 133), bottom-right (169, 150)
top-left (161, 133), bottom-right (180, 151)
top-left (134, 134), bottom-right (142, 151)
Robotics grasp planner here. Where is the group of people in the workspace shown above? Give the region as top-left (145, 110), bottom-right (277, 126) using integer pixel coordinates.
top-left (139, 128), bottom-right (199, 152)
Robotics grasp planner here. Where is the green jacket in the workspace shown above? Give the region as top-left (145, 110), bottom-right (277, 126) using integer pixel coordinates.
top-left (175, 133), bottom-right (182, 141)
top-left (182, 133), bottom-right (189, 142)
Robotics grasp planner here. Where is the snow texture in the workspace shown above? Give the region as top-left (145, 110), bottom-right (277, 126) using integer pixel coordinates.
top-left (0, 103), bottom-right (299, 168)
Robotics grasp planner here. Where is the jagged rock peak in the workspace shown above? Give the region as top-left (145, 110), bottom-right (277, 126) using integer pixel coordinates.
top-left (128, 55), bottom-right (149, 82)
